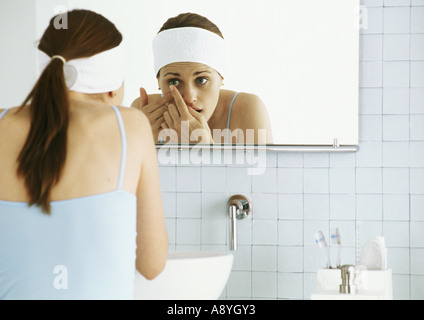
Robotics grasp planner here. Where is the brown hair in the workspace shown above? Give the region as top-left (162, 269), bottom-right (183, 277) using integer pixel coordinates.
top-left (18, 9), bottom-right (122, 214)
top-left (158, 12), bottom-right (224, 39)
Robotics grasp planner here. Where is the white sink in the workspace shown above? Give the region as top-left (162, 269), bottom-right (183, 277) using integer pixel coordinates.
top-left (133, 251), bottom-right (234, 300)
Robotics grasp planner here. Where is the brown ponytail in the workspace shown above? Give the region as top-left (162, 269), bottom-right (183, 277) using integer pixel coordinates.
top-left (17, 10), bottom-right (122, 214)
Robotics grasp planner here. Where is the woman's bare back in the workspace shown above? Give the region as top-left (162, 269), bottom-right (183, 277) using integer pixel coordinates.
top-left (0, 100), bottom-right (146, 203)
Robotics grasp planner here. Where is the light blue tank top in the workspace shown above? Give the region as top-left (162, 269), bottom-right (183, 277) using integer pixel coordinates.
top-left (0, 106), bottom-right (137, 300)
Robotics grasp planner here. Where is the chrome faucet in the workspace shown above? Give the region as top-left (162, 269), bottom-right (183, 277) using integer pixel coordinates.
top-left (227, 195), bottom-right (251, 251)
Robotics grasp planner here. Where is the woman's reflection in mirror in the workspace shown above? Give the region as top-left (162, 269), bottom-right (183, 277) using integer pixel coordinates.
top-left (132, 13), bottom-right (273, 145)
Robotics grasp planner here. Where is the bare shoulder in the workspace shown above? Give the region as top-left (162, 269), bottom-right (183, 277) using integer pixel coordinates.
top-left (227, 92), bottom-right (273, 143)
top-left (0, 106), bottom-right (22, 115)
top-left (236, 92), bottom-right (264, 105)
top-left (232, 92), bottom-right (267, 115)
top-left (116, 106), bottom-right (150, 132)
top-left (0, 106), bottom-right (28, 122)
top-left (229, 92), bottom-right (270, 129)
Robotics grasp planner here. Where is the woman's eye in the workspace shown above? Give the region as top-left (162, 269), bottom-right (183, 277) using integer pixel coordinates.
top-left (168, 79), bottom-right (180, 86)
top-left (196, 77), bottom-right (208, 85)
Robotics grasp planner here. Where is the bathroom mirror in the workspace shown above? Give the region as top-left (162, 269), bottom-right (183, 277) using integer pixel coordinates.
top-left (1, 0), bottom-right (359, 149)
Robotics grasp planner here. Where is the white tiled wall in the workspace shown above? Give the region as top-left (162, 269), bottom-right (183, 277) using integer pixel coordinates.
top-left (158, 1), bottom-right (424, 300)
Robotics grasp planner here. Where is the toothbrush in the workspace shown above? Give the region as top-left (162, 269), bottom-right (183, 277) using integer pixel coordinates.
top-left (314, 231), bottom-right (331, 269)
top-left (330, 228), bottom-right (342, 269)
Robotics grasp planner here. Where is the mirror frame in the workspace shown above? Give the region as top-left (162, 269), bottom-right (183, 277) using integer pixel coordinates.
top-left (155, 144), bottom-right (359, 152)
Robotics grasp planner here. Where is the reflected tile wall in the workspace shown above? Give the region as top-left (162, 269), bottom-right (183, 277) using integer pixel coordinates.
top-left (158, 1), bottom-right (424, 300)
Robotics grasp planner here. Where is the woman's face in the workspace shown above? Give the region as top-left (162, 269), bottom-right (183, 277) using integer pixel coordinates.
top-left (157, 62), bottom-right (223, 121)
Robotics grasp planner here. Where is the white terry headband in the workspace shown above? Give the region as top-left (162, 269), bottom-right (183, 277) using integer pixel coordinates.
top-left (37, 41), bottom-right (126, 94)
top-left (153, 27), bottom-right (227, 79)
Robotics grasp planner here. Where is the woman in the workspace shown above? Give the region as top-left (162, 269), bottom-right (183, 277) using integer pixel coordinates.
top-left (0, 10), bottom-right (168, 299)
top-left (132, 13), bottom-right (273, 145)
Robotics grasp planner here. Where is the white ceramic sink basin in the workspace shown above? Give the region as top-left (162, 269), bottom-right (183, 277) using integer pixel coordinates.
top-left (133, 251), bottom-right (233, 300)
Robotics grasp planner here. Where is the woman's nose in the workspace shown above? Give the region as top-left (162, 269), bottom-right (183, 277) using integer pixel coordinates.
top-left (181, 85), bottom-right (197, 107)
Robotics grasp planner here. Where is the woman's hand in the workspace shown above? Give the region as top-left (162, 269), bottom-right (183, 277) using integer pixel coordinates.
top-left (161, 85), bottom-right (213, 144)
top-left (132, 88), bottom-right (173, 143)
